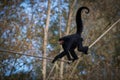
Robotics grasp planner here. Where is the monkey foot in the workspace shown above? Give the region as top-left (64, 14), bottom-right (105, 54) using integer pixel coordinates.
top-left (83, 46), bottom-right (88, 54)
top-left (72, 58), bottom-right (78, 62)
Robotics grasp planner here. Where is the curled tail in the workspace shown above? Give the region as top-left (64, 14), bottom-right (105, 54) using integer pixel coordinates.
top-left (76, 7), bottom-right (89, 34)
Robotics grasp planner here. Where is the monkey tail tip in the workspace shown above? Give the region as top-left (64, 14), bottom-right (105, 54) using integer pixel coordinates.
top-left (82, 7), bottom-right (90, 14)
top-left (85, 10), bottom-right (89, 14)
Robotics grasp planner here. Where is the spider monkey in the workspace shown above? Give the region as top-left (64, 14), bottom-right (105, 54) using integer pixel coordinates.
top-left (52, 7), bottom-right (89, 63)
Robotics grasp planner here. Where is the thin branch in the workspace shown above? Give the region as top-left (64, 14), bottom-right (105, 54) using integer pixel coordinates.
top-left (46, 62), bottom-right (57, 80)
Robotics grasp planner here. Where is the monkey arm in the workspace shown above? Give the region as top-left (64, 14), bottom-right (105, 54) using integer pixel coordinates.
top-left (77, 38), bottom-right (88, 54)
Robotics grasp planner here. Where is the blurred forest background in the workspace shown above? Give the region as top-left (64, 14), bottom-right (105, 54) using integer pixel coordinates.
top-left (0, 0), bottom-right (120, 80)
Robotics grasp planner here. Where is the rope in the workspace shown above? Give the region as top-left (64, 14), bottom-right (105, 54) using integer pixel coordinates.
top-left (89, 18), bottom-right (120, 48)
top-left (0, 49), bottom-right (70, 63)
top-left (69, 18), bottom-right (120, 79)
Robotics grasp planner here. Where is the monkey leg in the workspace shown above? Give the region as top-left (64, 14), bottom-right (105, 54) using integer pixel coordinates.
top-left (69, 50), bottom-right (78, 62)
top-left (65, 50), bottom-right (73, 61)
top-left (52, 51), bottom-right (66, 63)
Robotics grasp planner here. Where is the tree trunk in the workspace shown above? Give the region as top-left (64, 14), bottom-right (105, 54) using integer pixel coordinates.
top-left (43, 0), bottom-right (51, 80)
top-left (66, 0), bottom-right (77, 34)
top-left (59, 12), bottom-right (64, 80)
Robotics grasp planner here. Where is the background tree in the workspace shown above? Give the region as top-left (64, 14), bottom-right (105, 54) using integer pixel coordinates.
top-left (0, 0), bottom-right (119, 80)
top-left (42, 0), bottom-right (51, 80)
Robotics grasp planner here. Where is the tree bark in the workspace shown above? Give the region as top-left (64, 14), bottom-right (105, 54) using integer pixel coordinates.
top-left (66, 0), bottom-right (77, 34)
top-left (43, 0), bottom-right (51, 80)
top-left (59, 12), bottom-right (64, 80)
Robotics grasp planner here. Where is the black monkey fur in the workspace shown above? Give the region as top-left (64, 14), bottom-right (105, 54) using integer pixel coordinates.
top-left (52, 7), bottom-right (89, 63)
